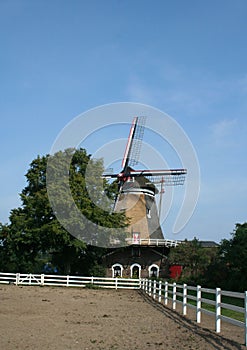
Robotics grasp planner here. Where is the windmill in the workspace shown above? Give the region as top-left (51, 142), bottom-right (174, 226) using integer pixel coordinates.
top-left (102, 116), bottom-right (187, 246)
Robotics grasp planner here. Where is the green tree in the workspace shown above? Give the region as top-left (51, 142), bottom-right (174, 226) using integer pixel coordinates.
top-left (217, 223), bottom-right (247, 291)
top-left (0, 223), bottom-right (18, 272)
top-left (46, 148), bottom-right (127, 247)
top-left (2, 148), bottom-right (127, 274)
top-left (168, 238), bottom-right (213, 284)
top-left (71, 245), bottom-right (107, 277)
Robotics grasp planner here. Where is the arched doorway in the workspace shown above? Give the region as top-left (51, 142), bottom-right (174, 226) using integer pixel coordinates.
top-left (130, 263), bottom-right (141, 278)
top-left (112, 263), bottom-right (123, 278)
top-left (148, 264), bottom-right (159, 278)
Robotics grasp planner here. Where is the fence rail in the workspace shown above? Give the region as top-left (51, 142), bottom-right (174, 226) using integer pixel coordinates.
top-left (141, 279), bottom-right (247, 347)
top-left (0, 272), bottom-right (140, 289)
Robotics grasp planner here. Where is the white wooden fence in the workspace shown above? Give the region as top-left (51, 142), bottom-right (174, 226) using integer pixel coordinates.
top-left (0, 272), bottom-right (140, 289)
top-left (0, 272), bottom-right (246, 346)
top-left (140, 279), bottom-right (247, 347)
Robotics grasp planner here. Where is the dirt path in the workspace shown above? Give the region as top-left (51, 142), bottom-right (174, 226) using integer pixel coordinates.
top-left (0, 285), bottom-right (245, 349)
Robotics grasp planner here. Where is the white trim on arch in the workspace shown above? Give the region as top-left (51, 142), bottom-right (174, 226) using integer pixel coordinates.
top-left (111, 263), bottom-right (123, 278)
top-left (148, 264), bottom-right (159, 278)
top-left (130, 263), bottom-right (141, 278)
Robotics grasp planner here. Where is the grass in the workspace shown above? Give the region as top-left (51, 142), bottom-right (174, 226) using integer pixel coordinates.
top-left (165, 285), bottom-right (245, 323)
top-left (193, 294), bottom-right (243, 322)
top-left (84, 283), bottom-right (101, 290)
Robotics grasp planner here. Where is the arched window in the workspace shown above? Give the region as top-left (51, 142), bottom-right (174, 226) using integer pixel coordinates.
top-left (130, 263), bottom-right (141, 278)
top-left (148, 264), bottom-right (159, 278)
top-left (112, 263), bottom-right (123, 278)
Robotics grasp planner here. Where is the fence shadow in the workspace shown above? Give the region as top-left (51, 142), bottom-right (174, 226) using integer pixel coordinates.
top-left (138, 290), bottom-right (244, 350)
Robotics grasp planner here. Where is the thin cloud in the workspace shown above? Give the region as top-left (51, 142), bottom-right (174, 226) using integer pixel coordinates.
top-left (210, 118), bottom-right (238, 146)
top-left (126, 63), bottom-right (247, 120)
top-left (126, 76), bottom-right (154, 103)
top-left (238, 73), bottom-right (247, 95)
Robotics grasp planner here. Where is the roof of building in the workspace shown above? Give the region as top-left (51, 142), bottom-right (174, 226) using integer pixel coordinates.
top-left (198, 241), bottom-right (220, 248)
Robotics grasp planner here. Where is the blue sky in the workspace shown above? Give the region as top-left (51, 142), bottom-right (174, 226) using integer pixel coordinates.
top-left (0, 0), bottom-right (247, 242)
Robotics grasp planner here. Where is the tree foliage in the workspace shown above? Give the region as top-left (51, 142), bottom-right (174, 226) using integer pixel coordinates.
top-left (216, 223), bottom-right (247, 291)
top-left (0, 148), bottom-right (127, 274)
top-left (169, 224), bottom-right (247, 292)
top-left (169, 238), bottom-right (217, 284)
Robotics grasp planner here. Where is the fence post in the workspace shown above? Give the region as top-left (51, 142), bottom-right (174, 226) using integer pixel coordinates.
top-left (158, 281), bottom-right (162, 303)
top-left (148, 279), bottom-right (152, 296)
top-left (215, 287), bottom-right (221, 333)
top-left (91, 276), bottom-right (94, 285)
top-left (244, 291), bottom-right (247, 346)
top-left (15, 273), bottom-right (20, 286)
top-left (164, 281), bottom-right (168, 305)
top-left (183, 284), bottom-right (187, 316)
top-left (41, 274), bottom-right (44, 286)
top-left (115, 278), bottom-right (118, 290)
top-left (153, 280), bottom-right (157, 300)
top-left (172, 282), bottom-right (177, 310)
top-left (145, 279), bottom-right (148, 293)
top-left (197, 285), bottom-right (201, 323)
top-left (66, 275), bottom-right (69, 287)
top-left (29, 273), bottom-right (32, 285)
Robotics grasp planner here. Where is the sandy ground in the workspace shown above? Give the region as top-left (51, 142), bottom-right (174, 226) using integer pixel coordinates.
top-left (0, 284), bottom-right (245, 350)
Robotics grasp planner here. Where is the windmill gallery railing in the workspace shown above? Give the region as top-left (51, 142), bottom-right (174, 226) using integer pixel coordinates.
top-left (125, 237), bottom-right (181, 247)
top-left (0, 272), bottom-right (246, 346)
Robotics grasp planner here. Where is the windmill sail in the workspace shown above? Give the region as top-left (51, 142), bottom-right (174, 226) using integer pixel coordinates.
top-left (121, 116), bottom-right (146, 171)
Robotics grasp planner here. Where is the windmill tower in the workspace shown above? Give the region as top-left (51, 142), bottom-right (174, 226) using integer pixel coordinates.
top-left (103, 116), bottom-right (186, 278)
top-left (103, 116), bottom-right (186, 246)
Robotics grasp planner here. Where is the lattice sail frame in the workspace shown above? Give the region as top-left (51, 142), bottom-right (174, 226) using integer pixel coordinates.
top-left (102, 116), bottom-right (187, 187)
top-left (146, 174), bottom-right (186, 186)
top-left (121, 116), bottom-right (146, 171)
top-left (128, 116), bottom-right (146, 167)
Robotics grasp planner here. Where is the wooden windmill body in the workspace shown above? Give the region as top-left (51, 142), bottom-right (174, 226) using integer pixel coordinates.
top-left (103, 116), bottom-right (186, 278)
top-left (114, 168), bottom-right (163, 242)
